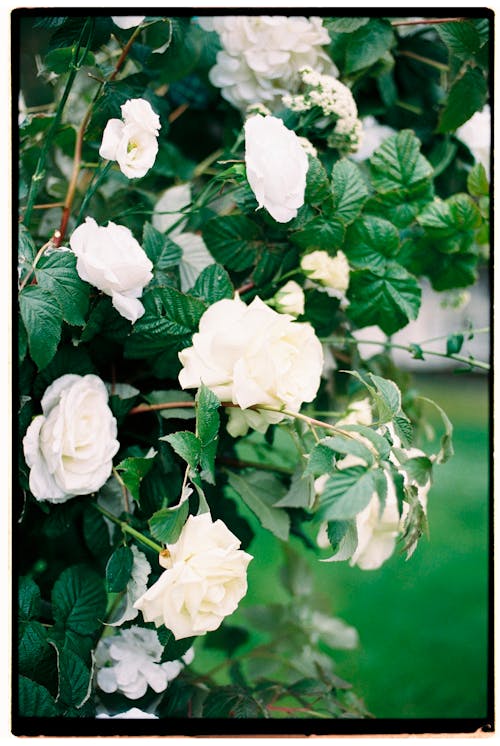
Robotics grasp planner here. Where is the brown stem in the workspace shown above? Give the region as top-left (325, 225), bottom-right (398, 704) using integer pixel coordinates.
top-left (109, 25), bottom-right (143, 81)
top-left (33, 201), bottom-right (65, 210)
top-left (168, 103), bottom-right (190, 124)
top-left (391, 17), bottom-right (467, 27)
top-left (128, 401), bottom-right (195, 415)
top-left (236, 281), bottom-right (255, 295)
top-left (396, 49), bottom-right (449, 71)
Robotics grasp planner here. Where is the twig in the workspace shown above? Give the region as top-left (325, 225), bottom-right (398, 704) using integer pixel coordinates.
top-left (93, 502), bottom-right (163, 553)
top-left (391, 17), bottom-right (467, 27)
top-left (396, 49), bottom-right (449, 72)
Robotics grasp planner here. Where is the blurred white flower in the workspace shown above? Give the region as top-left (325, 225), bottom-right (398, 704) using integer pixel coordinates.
top-left (244, 114), bottom-right (309, 223)
top-left (456, 105), bottom-right (491, 178)
top-left (97, 708), bottom-right (158, 719)
top-left (200, 15), bottom-right (336, 111)
top-left (336, 397), bottom-right (372, 427)
top-left (349, 474), bottom-right (401, 570)
top-left (301, 250), bottom-right (350, 294)
top-left (23, 375), bottom-right (119, 503)
top-left (99, 98), bottom-right (160, 178)
top-left (271, 280), bottom-right (305, 316)
top-left (152, 184), bottom-right (214, 291)
top-left (351, 115), bottom-right (396, 162)
top-left (95, 626), bottom-right (192, 699)
top-left (111, 16), bottom-right (146, 30)
top-left (134, 513), bottom-right (253, 639)
top-left (70, 217), bottom-right (153, 323)
top-left (178, 295), bottom-right (323, 436)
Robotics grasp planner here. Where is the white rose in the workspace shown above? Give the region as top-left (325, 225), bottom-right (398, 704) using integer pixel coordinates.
top-left (111, 16), bottom-right (146, 29)
top-left (22, 374), bottom-right (119, 503)
top-left (336, 397), bottom-right (372, 427)
top-left (99, 98), bottom-right (160, 178)
top-left (178, 295), bottom-right (323, 436)
top-left (349, 473), bottom-right (401, 570)
top-left (202, 16), bottom-right (337, 111)
top-left (301, 250), bottom-right (350, 292)
top-left (97, 708), bottom-right (158, 719)
top-left (271, 280), bottom-right (305, 316)
top-left (95, 626), bottom-right (188, 700)
top-left (134, 513), bottom-right (253, 639)
top-left (244, 114), bottom-right (309, 223)
top-left (70, 217), bottom-right (153, 323)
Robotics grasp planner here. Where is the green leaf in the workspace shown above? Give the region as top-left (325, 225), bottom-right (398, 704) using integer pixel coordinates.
top-left (226, 471), bottom-right (290, 541)
top-left (157, 626), bottom-right (195, 662)
top-left (403, 456), bottom-right (433, 486)
top-left (190, 263), bottom-right (234, 305)
top-left (142, 222), bottom-right (182, 269)
top-left (418, 396), bottom-right (454, 464)
top-left (35, 251), bottom-right (90, 326)
top-left (18, 675), bottom-right (58, 717)
top-left (417, 194), bottom-right (481, 251)
top-left (19, 621), bottom-right (51, 675)
top-left (18, 223), bottom-right (37, 265)
top-left (149, 500), bottom-right (189, 545)
top-left (19, 286), bottom-right (63, 369)
top-left (19, 576), bottom-right (41, 621)
top-left (304, 155), bottom-right (331, 205)
top-left (345, 19), bottom-right (395, 74)
top-left (392, 414), bottom-right (413, 448)
top-left (340, 424), bottom-right (391, 459)
top-left (325, 520), bottom-right (358, 561)
top-left (436, 19), bottom-right (490, 61)
top-left (438, 66), bottom-right (488, 133)
top-left (347, 262), bottom-right (421, 335)
top-left (153, 286), bottom-right (207, 336)
top-left (318, 467), bottom-right (375, 521)
top-left (82, 508), bottom-right (110, 560)
top-left (204, 625), bottom-right (249, 657)
top-left (331, 159), bottom-right (368, 225)
top-left (321, 434), bottom-right (374, 466)
top-left (370, 130), bottom-right (433, 193)
top-left (152, 17), bottom-right (203, 82)
top-left (51, 565), bottom-right (107, 636)
top-left (203, 215), bottom-right (261, 271)
top-left (291, 215), bottom-right (345, 252)
top-left (57, 646), bottom-right (92, 708)
top-left (446, 333), bottom-right (465, 355)
top-left (364, 180), bottom-right (435, 229)
top-left (196, 385), bottom-right (220, 484)
top-left (106, 546), bottom-right (134, 593)
top-left (367, 373), bottom-right (402, 422)
top-left (305, 443), bottom-right (336, 477)
top-left (46, 46), bottom-right (95, 73)
top-left (280, 544), bottom-right (314, 597)
top-left (274, 469), bottom-right (315, 509)
top-left (163, 431), bottom-right (201, 470)
top-left (467, 162), bottom-right (489, 197)
top-left (116, 453), bottom-right (156, 502)
top-left (326, 17), bottom-right (370, 33)
top-left (144, 390), bottom-right (195, 420)
top-left (345, 216), bottom-right (399, 270)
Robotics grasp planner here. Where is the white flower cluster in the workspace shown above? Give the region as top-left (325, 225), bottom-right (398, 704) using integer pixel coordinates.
top-left (283, 67), bottom-right (363, 154)
top-left (95, 626), bottom-right (193, 699)
top-left (178, 295), bottom-right (323, 437)
top-left (199, 16), bottom-right (337, 111)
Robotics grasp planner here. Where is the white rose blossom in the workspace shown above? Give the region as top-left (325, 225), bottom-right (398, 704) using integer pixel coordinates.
top-left (244, 114), bottom-right (309, 223)
top-left (23, 374), bottom-right (119, 503)
top-left (199, 16), bottom-right (337, 111)
top-left (271, 280), bottom-right (305, 316)
top-left (134, 513), bottom-right (253, 640)
top-left (111, 16), bottom-right (146, 29)
top-left (301, 250), bottom-right (350, 294)
top-left (70, 217), bottom-right (153, 323)
top-left (349, 474), bottom-right (401, 570)
top-left (97, 708), bottom-right (158, 719)
top-left (95, 626), bottom-right (192, 699)
top-left (99, 98), bottom-right (160, 178)
top-left (178, 295), bottom-right (323, 437)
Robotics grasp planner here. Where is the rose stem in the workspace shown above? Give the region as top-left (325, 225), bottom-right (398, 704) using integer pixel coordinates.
top-left (93, 502), bottom-right (163, 553)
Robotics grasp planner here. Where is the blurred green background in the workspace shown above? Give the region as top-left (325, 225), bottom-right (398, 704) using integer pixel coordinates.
top-left (197, 372), bottom-right (490, 720)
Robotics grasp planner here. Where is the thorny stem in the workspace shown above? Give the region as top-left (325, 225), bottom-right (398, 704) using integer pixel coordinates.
top-left (321, 335), bottom-right (490, 371)
top-left (93, 502), bottom-right (163, 554)
top-left (109, 24), bottom-right (143, 81)
top-left (390, 17), bottom-right (467, 26)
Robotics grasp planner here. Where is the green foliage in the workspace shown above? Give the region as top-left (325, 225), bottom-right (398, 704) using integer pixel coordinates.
top-left (115, 452), bottom-right (156, 502)
top-left (18, 676), bottom-right (58, 717)
top-left (51, 565), bottom-right (107, 636)
top-left (19, 286), bottom-right (63, 369)
top-left (202, 215), bottom-right (261, 271)
top-left (105, 545), bottom-right (134, 592)
top-left (226, 471), bottom-right (290, 541)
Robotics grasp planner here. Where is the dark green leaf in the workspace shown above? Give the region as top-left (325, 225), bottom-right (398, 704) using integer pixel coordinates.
top-left (203, 686), bottom-right (264, 718)
top-left (331, 158), bottom-right (368, 225)
top-left (19, 576), bottom-right (41, 621)
top-left (347, 262), bottom-right (421, 335)
top-left (438, 66), bottom-right (488, 133)
top-left (446, 333), bottom-right (465, 355)
top-left (82, 508), bottom-right (111, 560)
top-left (106, 546), bottom-right (134, 593)
top-left (190, 263), bottom-right (233, 304)
top-left (326, 520), bottom-right (358, 561)
top-left (19, 286), bottom-right (63, 369)
top-left (163, 431), bottom-right (201, 470)
top-left (274, 469), bottom-right (315, 509)
top-left (305, 443), bottom-right (336, 477)
top-left (196, 384), bottom-right (220, 446)
top-left (403, 456), bottom-right (433, 486)
top-left (417, 193), bottom-right (481, 251)
top-left (364, 180), bottom-right (434, 229)
top-left (326, 17), bottom-right (370, 33)
top-left (204, 625), bottom-right (249, 656)
top-left (35, 251), bottom-right (90, 326)
top-left (345, 216), bottom-right (399, 270)
top-left (116, 453), bottom-right (156, 502)
top-left (143, 222), bottom-right (182, 269)
top-left (370, 130), bottom-right (433, 193)
top-left (149, 500), bottom-right (189, 545)
top-left (157, 626), bottom-right (195, 662)
top-left (319, 467), bottom-right (374, 520)
top-left (152, 18), bottom-right (203, 82)
top-left (18, 223), bottom-right (37, 264)
top-left (19, 621), bottom-right (51, 675)
top-left (203, 215), bottom-right (261, 271)
top-left (51, 565), bottom-right (106, 636)
top-left (18, 676), bottom-right (58, 717)
top-left (345, 19), bottom-right (395, 74)
top-left (291, 215), bottom-right (345, 252)
top-left (46, 46), bottom-right (95, 73)
top-left (57, 646), bottom-right (92, 708)
top-left (226, 471), bottom-right (290, 541)
top-left (304, 155), bottom-right (331, 205)
top-left (392, 414), bottom-right (413, 448)
top-left (436, 19), bottom-right (490, 61)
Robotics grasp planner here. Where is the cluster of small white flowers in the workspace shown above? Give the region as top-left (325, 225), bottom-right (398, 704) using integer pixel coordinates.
top-left (283, 67), bottom-right (363, 153)
top-left (95, 626), bottom-right (194, 700)
top-left (199, 16), bottom-right (337, 111)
